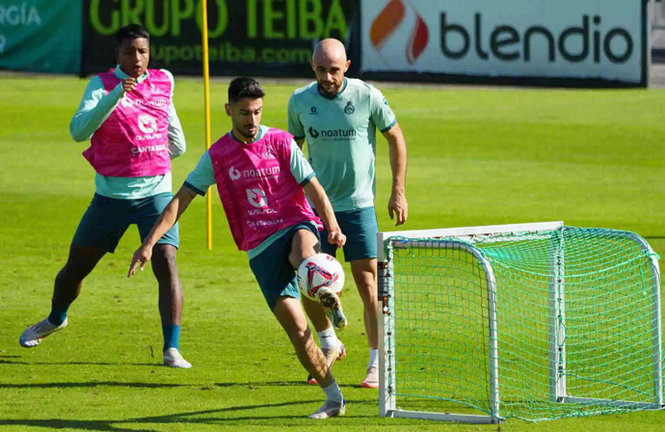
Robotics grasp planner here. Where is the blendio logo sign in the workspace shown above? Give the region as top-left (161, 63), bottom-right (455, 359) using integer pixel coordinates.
top-left (441, 13), bottom-right (633, 63)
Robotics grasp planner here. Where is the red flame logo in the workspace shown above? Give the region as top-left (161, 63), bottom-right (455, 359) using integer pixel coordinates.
top-left (370, 0), bottom-right (429, 65)
top-left (370, 0), bottom-right (405, 49)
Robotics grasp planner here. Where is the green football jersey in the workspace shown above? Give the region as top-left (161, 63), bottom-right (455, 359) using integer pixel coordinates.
top-left (288, 78), bottom-right (396, 212)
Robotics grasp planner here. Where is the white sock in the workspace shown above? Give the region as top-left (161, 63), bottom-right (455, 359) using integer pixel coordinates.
top-left (368, 349), bottom-right (379, 369)
top-left (317, 326), bottom-right (340, 350)
top-left (322, 380), bottom-right (343, 403)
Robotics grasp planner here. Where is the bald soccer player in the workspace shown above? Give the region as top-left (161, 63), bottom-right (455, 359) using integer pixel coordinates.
top-left (287, 38), bottom-right (408, 388)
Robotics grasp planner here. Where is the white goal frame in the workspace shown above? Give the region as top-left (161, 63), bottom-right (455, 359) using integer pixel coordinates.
top-left (377, 221), bottom-right (663, 423)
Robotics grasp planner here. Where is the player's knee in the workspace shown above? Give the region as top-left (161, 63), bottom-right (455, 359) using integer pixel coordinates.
top-left (287, 326), bottom-right (310, 346)
top-left (56, 265), bottom-right (80, 287)
top-left (152, 244), bottom-right (178, 266)
top-left (357, 281), bottom-right (378, 303)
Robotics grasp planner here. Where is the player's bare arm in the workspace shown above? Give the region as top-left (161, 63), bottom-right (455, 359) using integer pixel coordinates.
top-left (295, 137), bottom-right (306, 151)
top-left (383, 122), bottom-right (408, 225)
top-left (128, 185), bottom-right (197, 276)
top-left (303, 177), bottom-right (346, 248)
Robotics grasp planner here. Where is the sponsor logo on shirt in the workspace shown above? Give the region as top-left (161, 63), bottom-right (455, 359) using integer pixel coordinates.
top-left (134, 113), bottom-right (163, 141)
top-left (246, 188), bottom-right (268, 208)
top-left (138, 114), bottom-right (157, 133)
top-left (229, 165), bottom-right (280, 181)
top-left (247, 218), bottom-right (283, 227)
top-left (120, 95), bottom-right (134, 108)
top-left (131, 144), bottom-right (167, 153)
top-left (229, 166), bottom-right (241, 180)
top-left (121, 95), bottom-right (168, 109)
top-left (308, 126), bottom-right (356, 140)
top-left (310, 106), bottom-right (318, 114)
top-left (245, 166), bottom-right (280, 178)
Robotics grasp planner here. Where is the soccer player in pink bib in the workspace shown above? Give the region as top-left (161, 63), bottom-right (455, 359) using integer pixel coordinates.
top-left (128, 77), bottom-right (347, 419)
top-left (19, 24), bottom-right (191, 368)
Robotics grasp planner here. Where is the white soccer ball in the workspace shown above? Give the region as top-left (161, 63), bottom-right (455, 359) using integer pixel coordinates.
top-left (297, 253), bottom-right (345, 301)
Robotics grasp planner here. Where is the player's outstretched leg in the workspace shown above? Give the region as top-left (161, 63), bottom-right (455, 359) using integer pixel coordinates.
top-left (20, 244), bottom-right (105, 348)
top-left (273, 296), bottom-right (345, 419)
top-left (301, 293), bottom-right (347, 385)
top-left (289, 228), bottom-right (348, 387)
top-left (307, 338), bottom-right (346, 385)
top-left (151, 244), bottom-right (191, 368)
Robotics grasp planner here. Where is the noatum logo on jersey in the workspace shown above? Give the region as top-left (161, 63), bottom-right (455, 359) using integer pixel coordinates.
top-left (308, 126), bottom-right (356, 140)
top-left (308, 126), bottom-right (319, 139)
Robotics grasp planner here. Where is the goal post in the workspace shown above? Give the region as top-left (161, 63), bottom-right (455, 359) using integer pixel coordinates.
top-left (378, 222), bottom-right (663, 422)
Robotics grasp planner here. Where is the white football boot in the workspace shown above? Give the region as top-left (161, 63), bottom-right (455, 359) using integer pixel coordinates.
top-left (163, 347), bottom-right (192, 368)
top-left (317, 287), bottom-right (347, 330)
top-left (308, 398), bottom-right (346, 419)
top-left (19, 317), bottom-right (68, 348)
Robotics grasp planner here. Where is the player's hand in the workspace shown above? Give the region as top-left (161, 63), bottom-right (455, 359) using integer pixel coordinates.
top-left (328, 230), bottom-right (346, 248)
top-left (388, 190), bottom-right (408, 226)
top-left (121, 77), bottom-right (138, 93)
top-left (128, 245), bottom-right (152, 277)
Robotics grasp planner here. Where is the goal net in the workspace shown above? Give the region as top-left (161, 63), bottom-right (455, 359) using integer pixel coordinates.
top-left (378, 222), bottom-right (663, 423)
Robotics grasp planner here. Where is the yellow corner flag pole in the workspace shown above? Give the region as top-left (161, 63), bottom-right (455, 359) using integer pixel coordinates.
top-left (201, 0), bottom-right (213, 250)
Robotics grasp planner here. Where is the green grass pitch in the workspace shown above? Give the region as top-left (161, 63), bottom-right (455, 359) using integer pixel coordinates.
top-left (1, 74), bottom-right (664, 431)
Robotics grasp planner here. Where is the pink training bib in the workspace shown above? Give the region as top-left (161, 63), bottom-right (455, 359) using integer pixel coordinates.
top-left (209, 128), bottom-right (322, 251)
top-left (82, 69), bottom-right (172, 177)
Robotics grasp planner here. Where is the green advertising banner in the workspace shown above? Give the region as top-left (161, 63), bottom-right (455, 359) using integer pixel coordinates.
top-left (82, 0), bottom-right (357, 77)
top-left (0, 0), bottom-right (81, 74)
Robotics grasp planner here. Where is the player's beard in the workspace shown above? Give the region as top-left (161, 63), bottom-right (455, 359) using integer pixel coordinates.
top-left (318, 79), bottom-right (340, 97)
top-left (239, 124), bottom-right (258, 141)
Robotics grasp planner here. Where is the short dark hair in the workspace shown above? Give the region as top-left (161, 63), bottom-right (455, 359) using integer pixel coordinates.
top-left (116, 24), bottom-right (150, 46)
top-left (228, 77), bottom-right (265, 103)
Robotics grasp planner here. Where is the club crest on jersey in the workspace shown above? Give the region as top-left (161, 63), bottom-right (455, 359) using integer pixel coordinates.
top-left (344, 101), bottom-right (355, 115)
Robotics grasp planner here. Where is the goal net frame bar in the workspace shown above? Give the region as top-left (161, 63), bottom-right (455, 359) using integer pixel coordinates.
top-left (377, 221), bottom-right (663, 423)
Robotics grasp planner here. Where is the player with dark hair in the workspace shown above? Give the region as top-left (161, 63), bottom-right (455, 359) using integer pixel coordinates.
top-left (129, 77), bottom-right (347, 419)
top-left (19, 23), bottom-right (191, 368)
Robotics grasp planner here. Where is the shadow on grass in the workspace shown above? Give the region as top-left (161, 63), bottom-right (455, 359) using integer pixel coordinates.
top-left (1, 380), bottom-right (319, 389)
top-left (0, 400), bottom-right (326, 431)
top-left (0, 359), bottom-right (29, 365)
top-left (0, 419), bottom-right (155, 432)
top-left (214, 380), bottom-right (380, 390)
top-left (214, 380), bottom-right (306, 387)
top-left (0, 381), bottom-right (189, 389)
top-left (0, 359), bottom-right (162, 366)
top-left (1, 380), bottom-right (378, 390)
